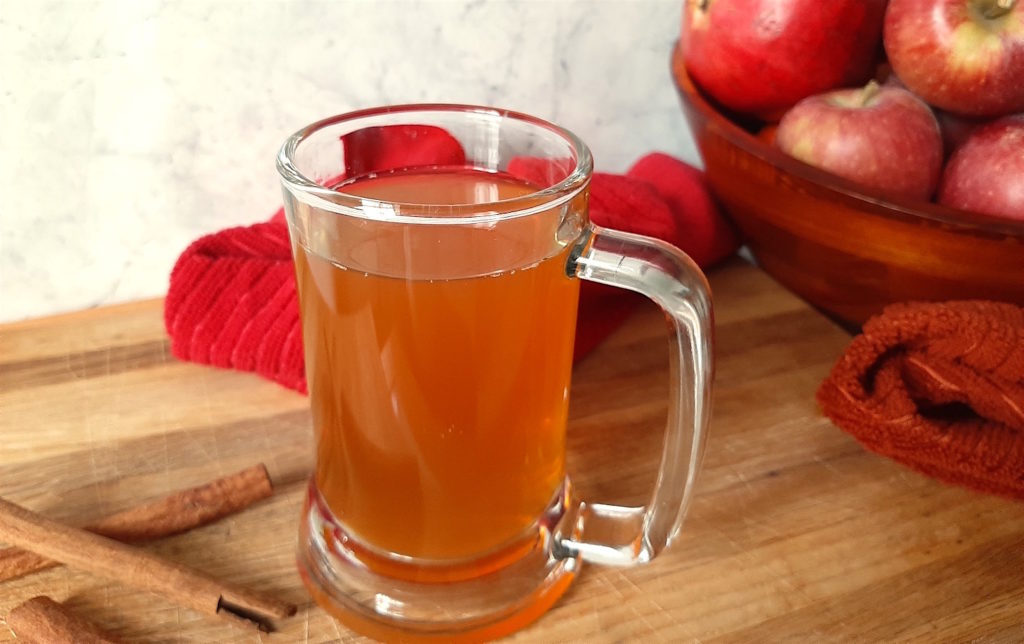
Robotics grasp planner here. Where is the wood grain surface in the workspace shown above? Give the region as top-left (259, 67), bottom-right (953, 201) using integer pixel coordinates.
top-left (1, 259), bottom-right (1022, 642)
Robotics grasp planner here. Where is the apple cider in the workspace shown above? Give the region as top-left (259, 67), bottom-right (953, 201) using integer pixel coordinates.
top-left (293, 168), bottom-right (581, 561)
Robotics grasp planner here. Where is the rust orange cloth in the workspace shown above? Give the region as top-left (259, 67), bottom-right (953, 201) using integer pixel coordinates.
top-left (817, 301), bottom-right (1024, 500)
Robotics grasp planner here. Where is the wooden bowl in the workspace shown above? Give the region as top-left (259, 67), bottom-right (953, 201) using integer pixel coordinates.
top-left (670, 44), bottom-right (1024, 328)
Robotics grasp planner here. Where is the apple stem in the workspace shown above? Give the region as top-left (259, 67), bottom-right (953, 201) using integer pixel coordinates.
top-left (860, 80), bottom-right (882, 107)
top-left (975, 0), bottom-right (1017, 19)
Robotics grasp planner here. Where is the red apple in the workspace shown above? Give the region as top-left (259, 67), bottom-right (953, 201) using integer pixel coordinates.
top-left (775, 82), bottom-right (944, 200)
top-left (681, 0), bottom-right (887, 120)
top-left (884, 0), bottom-right (1024, 117)
top-left (938, 114), bottom-right (1024, 219)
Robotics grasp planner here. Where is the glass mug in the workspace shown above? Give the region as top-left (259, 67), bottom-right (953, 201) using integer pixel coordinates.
top-left (277, 105), bottom-right (712, 641)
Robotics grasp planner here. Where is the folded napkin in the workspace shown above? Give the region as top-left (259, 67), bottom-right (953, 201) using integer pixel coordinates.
top-left (817, 301), bottom-right (1024, 500)
top-left (165, 127), bottom-right (738, 393)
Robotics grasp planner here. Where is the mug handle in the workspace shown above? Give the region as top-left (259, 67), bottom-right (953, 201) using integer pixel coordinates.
top-left (559, 225), bottom-right (713, 566)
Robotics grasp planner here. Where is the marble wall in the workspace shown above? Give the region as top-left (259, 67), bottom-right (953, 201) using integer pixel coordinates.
top-left (0, 0), bottom-right (696, 322)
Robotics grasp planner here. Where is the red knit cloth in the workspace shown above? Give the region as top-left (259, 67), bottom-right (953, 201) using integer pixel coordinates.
top-left (165, 127), bottom-right (738, 393)
top-left (818, 301), bottom-right (1024, 500)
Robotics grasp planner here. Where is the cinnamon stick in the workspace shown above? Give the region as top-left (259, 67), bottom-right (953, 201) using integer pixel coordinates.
top-left (7, 595), bottom-right (125, 644)
top-left (0, 497), bottom-right (296, 632)
top-left (0, 464), bottom-right (272, 583)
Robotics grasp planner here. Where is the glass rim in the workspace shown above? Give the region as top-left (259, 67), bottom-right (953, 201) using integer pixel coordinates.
top-left (276, 103), bottom-right (594, 225)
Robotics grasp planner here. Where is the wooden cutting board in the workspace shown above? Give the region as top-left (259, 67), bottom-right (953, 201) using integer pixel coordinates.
top-left (1, 259), bottom-right (1022, 642)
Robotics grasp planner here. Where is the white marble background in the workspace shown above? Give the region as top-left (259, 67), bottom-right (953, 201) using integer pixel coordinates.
top-left (0, 0), bottom-right (697, 323)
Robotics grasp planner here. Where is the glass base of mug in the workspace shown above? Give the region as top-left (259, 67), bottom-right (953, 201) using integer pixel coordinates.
top-left (297, 479), bottom-right (583, 642)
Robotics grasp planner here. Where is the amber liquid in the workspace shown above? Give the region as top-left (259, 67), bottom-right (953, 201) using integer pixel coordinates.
top-left (294, 168), bottom-right (580, 562)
